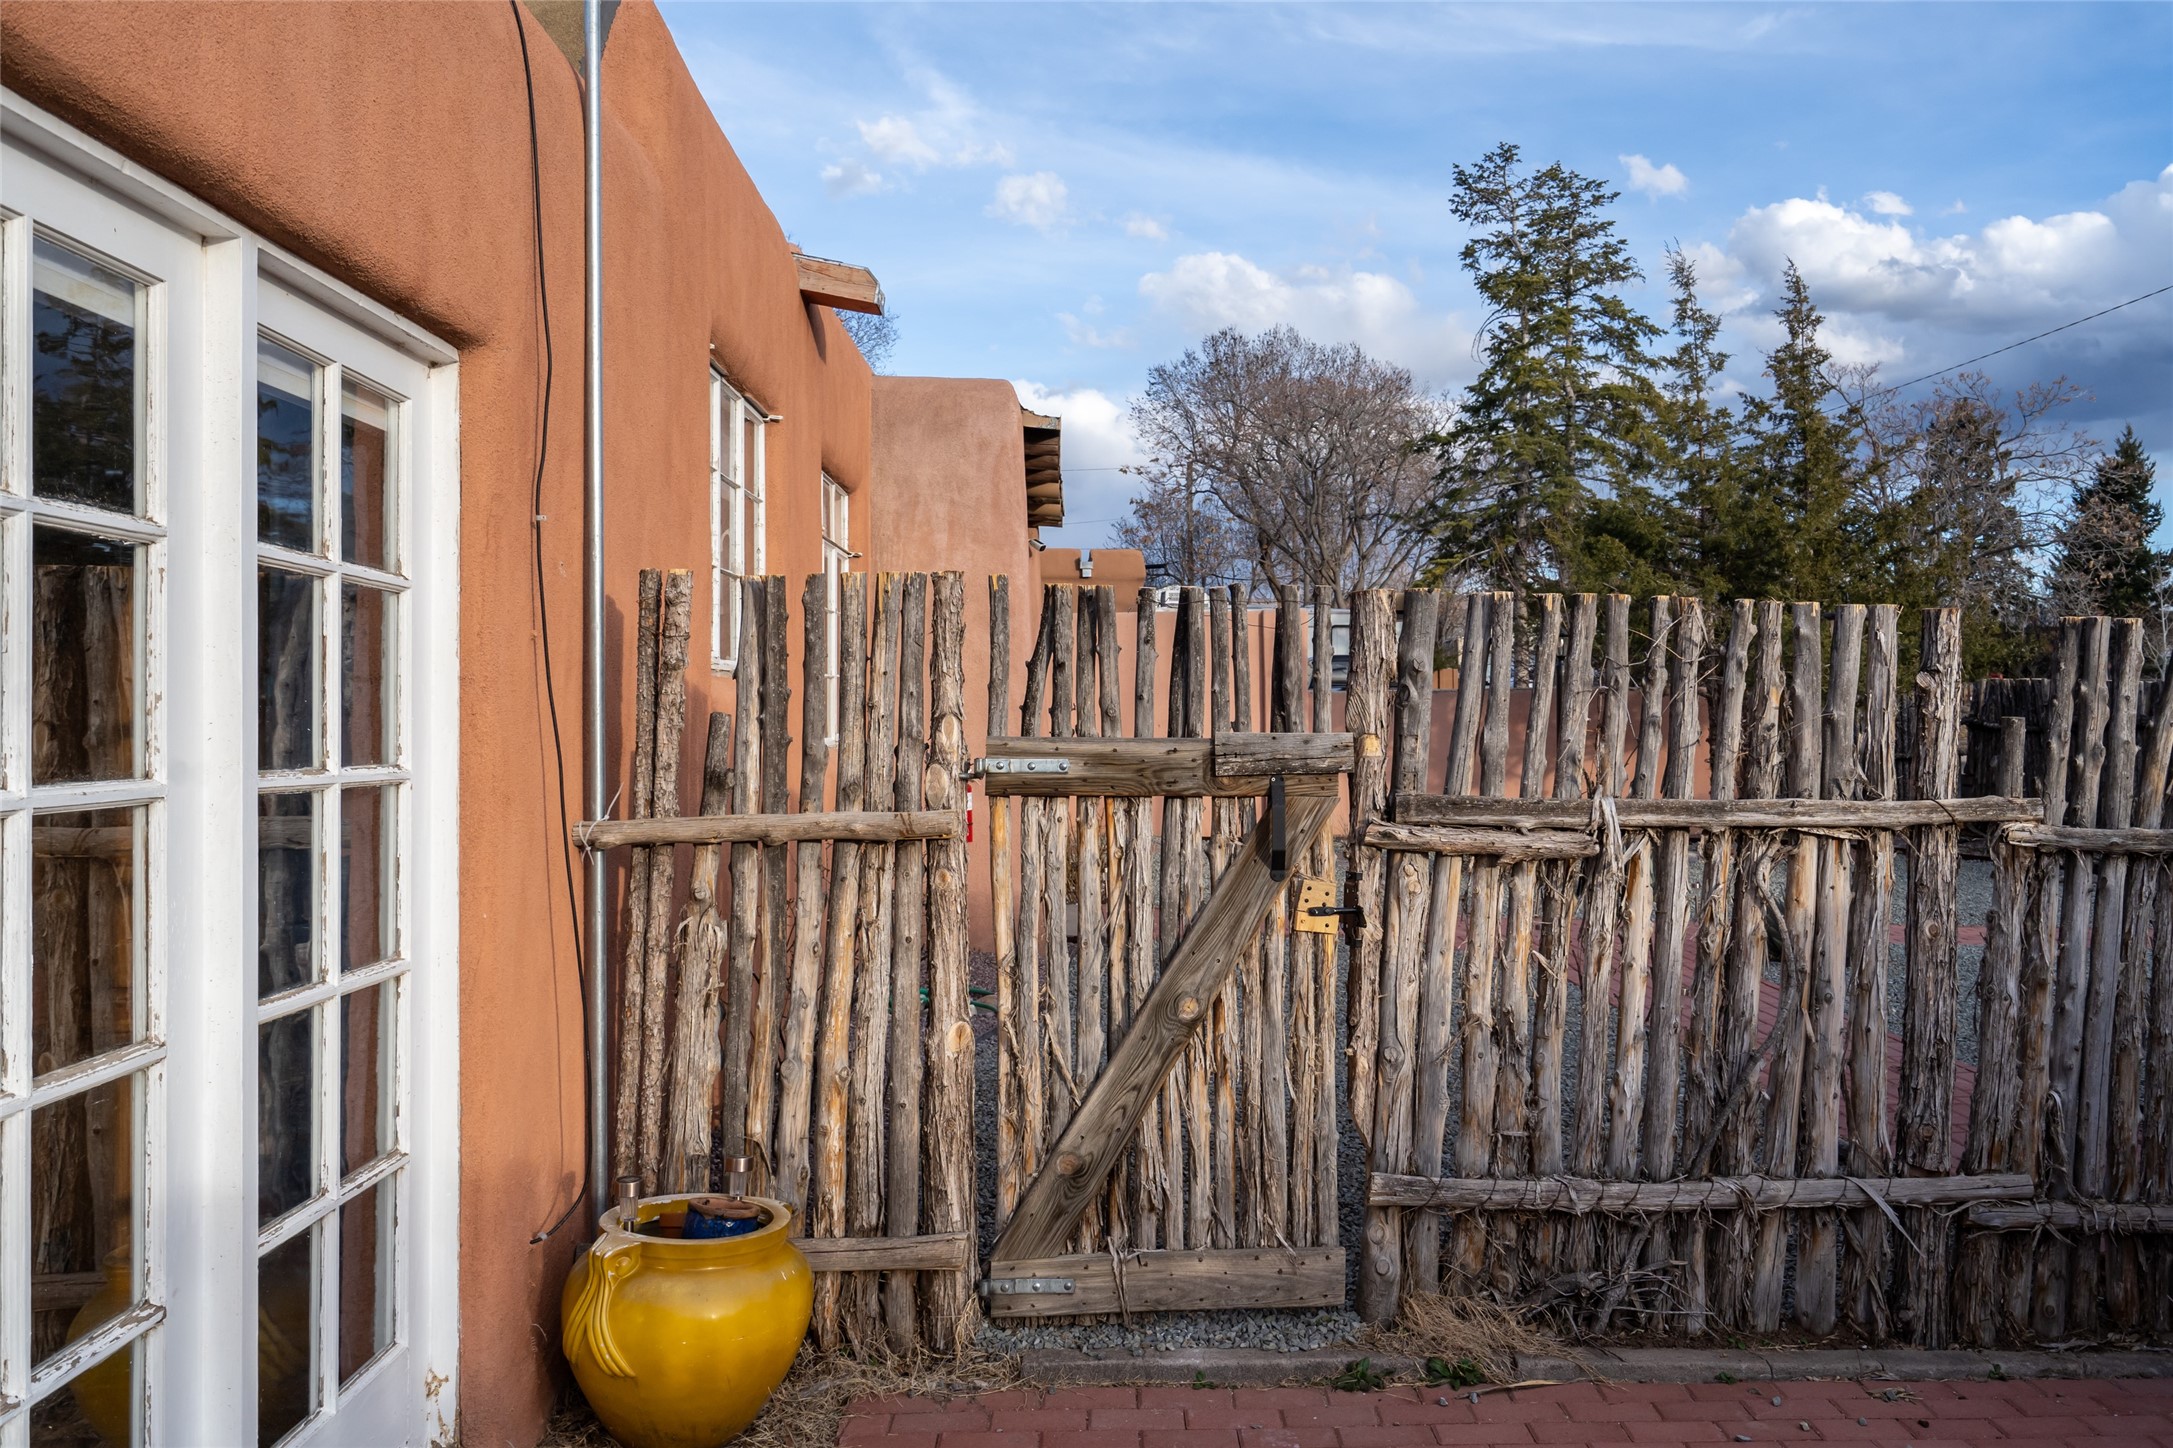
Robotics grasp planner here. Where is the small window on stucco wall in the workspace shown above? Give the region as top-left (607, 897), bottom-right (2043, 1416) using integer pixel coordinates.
top-left (820, 474), bottom-right (851, 744)
top-left (710, 369), bottom-right (766, 672)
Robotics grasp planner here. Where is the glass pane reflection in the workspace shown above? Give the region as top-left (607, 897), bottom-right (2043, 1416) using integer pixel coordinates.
top-left (32, 236), bottom-right (141, 515)
top-left (257, 793), bottom-right (315, 997)
top-left (258, 1011), bottom-right (314, 1225)
top-left (341, 786), bottom-right (389, 971)
top-left (338, 1180), bottom-right (393, 1384)
top-left (32, 1335), bottom-right (139, 1447)
top-left (30, 1075), bottom-right (138, 1369)
top-left (32, 527), bottom-right (138, 785)
top-left (32, 807), bottom-right (140, 1077)
top-left (258, 567), bottom-right (317, 772)
top-left (341, 583), bottom-right (389, 766)
top-left (341, 379), bottom-right (390, 570)
top-left (258, 1229), bottom-right (314, 1447)
top-left (340, 983), bottom-right (391, 1176)
top-left (257, 338), bottom-right (318, 552)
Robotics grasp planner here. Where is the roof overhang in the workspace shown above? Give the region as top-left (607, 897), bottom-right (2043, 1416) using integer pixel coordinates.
top-left (794, 253), bottom-right (885, 314)
top-left (1024, 409), bottom-right (1062, 528)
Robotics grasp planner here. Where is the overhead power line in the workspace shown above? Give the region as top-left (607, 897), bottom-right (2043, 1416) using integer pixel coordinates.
top-left (1860, 282), bottom-right (2173, 401)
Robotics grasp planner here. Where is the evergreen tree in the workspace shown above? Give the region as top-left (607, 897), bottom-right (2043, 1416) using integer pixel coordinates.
top-left (1421, 143), bottom-right (1662, 594)
top-left (1890, 390), bottom-right (2041, 674)
top-left (2051, 425), bottom-right (2165, 619)
top-left (1578, 246), bottom-right (1739, 595)
top-left (1730, 262), bottom-right (1864, 602)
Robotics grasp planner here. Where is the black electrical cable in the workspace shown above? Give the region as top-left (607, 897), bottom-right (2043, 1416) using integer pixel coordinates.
top-left (513, 0), bottom-right (591, 1248)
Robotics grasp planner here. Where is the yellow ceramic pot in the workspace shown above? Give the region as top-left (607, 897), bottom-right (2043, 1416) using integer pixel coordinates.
top-left (561, 1196), bottom-right (811, 1448)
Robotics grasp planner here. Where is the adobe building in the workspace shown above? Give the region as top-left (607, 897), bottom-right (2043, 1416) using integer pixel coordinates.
top-left (0, 3), bottom-right (1069, 1444)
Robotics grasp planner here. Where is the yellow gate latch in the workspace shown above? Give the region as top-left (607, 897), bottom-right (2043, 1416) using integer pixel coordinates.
top-left (1293, 877), bottom-right (1339, 935)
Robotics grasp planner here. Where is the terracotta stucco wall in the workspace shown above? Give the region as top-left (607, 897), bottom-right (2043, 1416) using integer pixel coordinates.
top-left (867, 376), bottom-right (1040, 945)
top-left (1, 4), bottom-right (870, 1444)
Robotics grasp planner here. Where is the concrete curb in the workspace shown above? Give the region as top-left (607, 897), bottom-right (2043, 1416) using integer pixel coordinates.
top-left (1019, 1345), bottom-right (2173, 1388)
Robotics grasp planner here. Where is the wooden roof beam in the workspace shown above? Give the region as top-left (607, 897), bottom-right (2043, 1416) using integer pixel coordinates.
top-left (794, 253), bottom-right (885, 314)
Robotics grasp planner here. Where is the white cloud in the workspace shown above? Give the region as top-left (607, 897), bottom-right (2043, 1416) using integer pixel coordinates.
top-left (1123, 212), bottom-right (1170, 241)
top-left (1863, 190), bottom-right (1913, 217)
top-left (1060, 312), bottom-right (1133, 349)
top-left (1008, 381), bottom-right (1143, 542)
top-left (839, 72), bottom-right (1014, 183)
top-left (1941, 199), bottom-right (1968, 216)
top-left (1137, 250), bottom-right (1475, 387)
top-left (857, 115), bottom-right (939, 167)
top-left (1621, 154), bottom-right (1688, 200)
top-left (820, 158), bottom-right (886, 199)
top-left (989, 171), bottom-right (1071, 231)
top-left (1718, 166), bottom-right (2172, 332)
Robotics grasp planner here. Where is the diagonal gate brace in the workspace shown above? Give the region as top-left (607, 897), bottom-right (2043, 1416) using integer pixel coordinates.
top-left (990, 789), bottom-right (1340, 1263)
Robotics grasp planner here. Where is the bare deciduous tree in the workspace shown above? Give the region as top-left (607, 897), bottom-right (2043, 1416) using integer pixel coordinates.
top-left (1120, 326), bottom-right (1447, 594)
top-left (1111, 463), bottom-right (1252, 592)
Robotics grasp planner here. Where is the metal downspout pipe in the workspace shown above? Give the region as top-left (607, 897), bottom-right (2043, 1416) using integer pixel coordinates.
top-left (582, 0), bottom-right (610, 1228)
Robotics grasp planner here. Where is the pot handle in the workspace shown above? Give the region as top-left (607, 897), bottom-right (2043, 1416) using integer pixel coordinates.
top-left (564, 1236), bottom-right (642, 1379)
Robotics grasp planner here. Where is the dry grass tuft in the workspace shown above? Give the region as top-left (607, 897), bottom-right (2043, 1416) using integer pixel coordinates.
top-left (540, 1340), bottom-right (1026, 1448)
top-left (1360, 1291), bottom-right (1583, 1386)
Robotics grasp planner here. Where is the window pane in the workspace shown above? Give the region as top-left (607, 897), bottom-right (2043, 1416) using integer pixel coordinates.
top-left (32, 527), bottom-right (138, 785)
top-left (259, 567), bottom-right (317, 772)
top-left (256, 338), bottom-right (317, 551)
top-left (337, 1179), bottom-right (393, 1384)
top-left (339, 982), bottom-right (391, 1177)
top-left (34, 1335), bottom-right (139, 1447)
top-left (32, 237), bottom-right (141, 514)
top-left (32, 808), bottom-right (140, 1076)
top-left (258, 1229), bottom-right (314, 1446)
top-left (258, 793), bottom-right (316, 997)
top-left (259, 1010), bottom-right (315, 1224)
top-left (30, 1074), bottom-right (138, 1369)
top-left (341, 786), bottom-right (390, 971)
top-left (341, 583), bottom-right (390, 767)
top-left (341, 378), bottom-right (390, 570)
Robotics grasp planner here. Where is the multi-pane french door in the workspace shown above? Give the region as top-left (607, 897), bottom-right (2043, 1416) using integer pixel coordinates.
top-left (1, 95), bottom-right (458, 1448)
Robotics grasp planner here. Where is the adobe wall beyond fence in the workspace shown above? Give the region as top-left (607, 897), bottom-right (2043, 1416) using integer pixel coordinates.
top-left (1, 4), bottom-right (872, 1443)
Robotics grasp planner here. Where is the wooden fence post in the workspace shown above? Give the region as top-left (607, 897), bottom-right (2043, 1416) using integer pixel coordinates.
top-left (1896, 605), bottom-right (1962, 1346)
top-left (2112, 667), bottom-right (2173, 1330)
top-left (774, 575), bottom-right (833, 1215)
top-left (1957, 714), bottom-right (2030, 1344)
top-left (1797, 604), bottom-right (1861, 1333)
top-left (1751, 602), bottom-right (1820, 1333)
top-left (809, 572), bottom-right (867, 1349)
top-left (844, 573), bottom-right (903, 1349)
top-left (883, 573), bottom-right (931, 1345)
top-left (1358, 587), bottom-right (1439, 1323)
top-left (660, 712), bottom-right (734, 1194)
top-left (1414, 592), bottom-right (1483, 1295)
top-left (923, 571), bottom-right (976, 1351)
top-left (612, 568), bottom-right (664, 1179)
top-left (1843, 604), bottom-right (1899, 1337)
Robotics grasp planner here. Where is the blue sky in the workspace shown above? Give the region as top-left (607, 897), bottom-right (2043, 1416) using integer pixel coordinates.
top-left (663, 2), bottom-right (2173, 549)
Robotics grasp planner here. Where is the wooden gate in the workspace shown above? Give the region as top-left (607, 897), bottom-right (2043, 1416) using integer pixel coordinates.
top-left (981, 582), bottom-right (1357, 1318)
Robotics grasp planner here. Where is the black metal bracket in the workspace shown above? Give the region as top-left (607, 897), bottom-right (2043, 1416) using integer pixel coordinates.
top-left (1267, 775), bottom-right (1289, 881)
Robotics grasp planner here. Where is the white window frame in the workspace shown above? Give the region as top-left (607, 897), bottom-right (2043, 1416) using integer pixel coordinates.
top-left (0, 90), bottom-right (460, 1448)
top-left (0, 178), bottom-right (184, 1448)
top-left (709, 370), bottom-right (766, 674)
top-left (819, 475), bottom-right (852, 746)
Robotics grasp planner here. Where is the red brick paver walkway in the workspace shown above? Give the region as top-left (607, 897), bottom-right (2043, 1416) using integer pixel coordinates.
top-left (840, 1377), bottom-right (2173, 1448)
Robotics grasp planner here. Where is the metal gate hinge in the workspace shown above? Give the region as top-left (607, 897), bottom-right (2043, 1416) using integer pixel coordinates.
top-left (982, 1275), bottom-right (1075, 1297)
top-left (977, 756), bottom-right (1071, 776)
